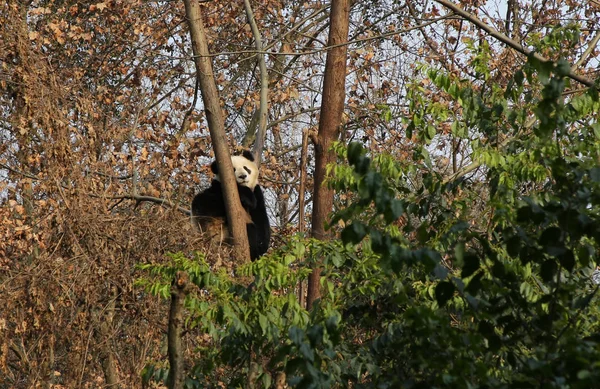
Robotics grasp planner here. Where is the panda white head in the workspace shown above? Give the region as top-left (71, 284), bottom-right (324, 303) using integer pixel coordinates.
top-left (211, 150), bottom-right (259, 190)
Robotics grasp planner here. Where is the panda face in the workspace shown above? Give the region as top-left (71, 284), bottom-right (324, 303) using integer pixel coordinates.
top-left (231, 154), bottom-right (259, 189)
top-left (212, 151), bottom-right (259, 189)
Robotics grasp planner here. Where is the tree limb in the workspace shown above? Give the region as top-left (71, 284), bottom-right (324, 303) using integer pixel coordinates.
top-left (574, 32), bottom-right (600, 70)
top-left (434, 0), bottom-right (597, 88)
top-left (88, 193), bottom-right (191, 215)
top-left (243, 0), bottom-right (269, 168)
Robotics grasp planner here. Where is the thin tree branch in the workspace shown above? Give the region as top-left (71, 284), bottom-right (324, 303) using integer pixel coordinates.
top-left (574, 32), bottom-right (600, 70)
top-left (268, 107), bottom-right (321, 129)
top-left (88, 193), bottom-right (191, 215)
top-left (243, 0), bottom-right (269, 167)
top-left (298, 128), bottom-right (310, 236)
top-left (443, 119), bottom-right (536, 185)
top-left (434, 0), bottom-right (596, 88)
top-left (0, 163), bottom-right (40, 180)
top-left (186, 15), bottom-right (455, 59)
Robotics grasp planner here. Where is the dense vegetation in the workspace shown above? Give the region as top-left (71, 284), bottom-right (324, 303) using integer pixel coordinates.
top-left (2, 0), bottom-right (599, 387)
top-left (139, 54), bottom-right (600, 387)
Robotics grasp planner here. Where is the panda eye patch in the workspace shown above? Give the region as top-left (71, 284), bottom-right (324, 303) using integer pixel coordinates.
top-left (244, 166), bottom-right (251, 174)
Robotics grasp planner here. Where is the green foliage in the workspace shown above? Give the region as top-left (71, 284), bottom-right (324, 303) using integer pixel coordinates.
top-left (326, 140), bottom-right (600, 388)
top-left (138, 54), bottom-right (600, 388)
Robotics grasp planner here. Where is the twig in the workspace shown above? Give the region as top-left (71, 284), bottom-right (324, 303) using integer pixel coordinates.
top-left (88, 193), bottom-right (191, 216)
top-left (0, 163), bottom-right (41, 181)
top-left (434, 0), bottom-right (596, 88)
top-left (186, 15), bottom-right (456, 59)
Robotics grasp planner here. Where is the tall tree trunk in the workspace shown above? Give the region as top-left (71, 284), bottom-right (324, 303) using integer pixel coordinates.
top-left (167, 272), bottom-right (190, 389)
top-left (298, 129), bottom-right (310, 307)
top-left (306, 0), bottom-right (350, 310)
top-left (183, 0), bottom-right (251, 261)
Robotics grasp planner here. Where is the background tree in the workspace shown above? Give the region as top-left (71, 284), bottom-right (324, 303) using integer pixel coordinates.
top-left (306, 0), bottom-right (351, 309)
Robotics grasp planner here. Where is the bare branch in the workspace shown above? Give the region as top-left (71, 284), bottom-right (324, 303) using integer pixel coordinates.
top-left (243, 0), bottom-right (269, 168)
top-left (186, 15), bottom-right (455, 59)
top-left (88, 193), bottom-right (191, 215)
top-left (434, 0), bottom-right (596, 88)
top-left (0, 163), bottom-right (41, 181)
top-left (574, 32), bottom-right (600, 70)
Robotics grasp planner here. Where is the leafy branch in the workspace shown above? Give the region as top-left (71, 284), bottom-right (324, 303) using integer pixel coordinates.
top-left (434, 0), bottom-right (596, 88)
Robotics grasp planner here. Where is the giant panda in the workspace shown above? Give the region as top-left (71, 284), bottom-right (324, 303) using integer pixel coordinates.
top-left (191, 150), bottom-right (270, 261)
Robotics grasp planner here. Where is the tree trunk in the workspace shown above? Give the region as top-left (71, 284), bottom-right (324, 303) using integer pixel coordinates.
top-left (306, 0), bottom-right (350, 310)
top-left (167, 272), bottom-right (190, 389)
top-left (298, 129), bottom-right (310, 307)
top-left (183, 0), bottom-right (251, 262)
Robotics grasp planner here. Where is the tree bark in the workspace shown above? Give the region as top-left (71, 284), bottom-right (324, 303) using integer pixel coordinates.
top-left (167, 272), bottom-right (190, 389)
top-left (297, 129), bottom-right (310, 307)
top-left (306, 0), bottom-right (350, 310)
top-left (183, 0), bottom-right (251, 261)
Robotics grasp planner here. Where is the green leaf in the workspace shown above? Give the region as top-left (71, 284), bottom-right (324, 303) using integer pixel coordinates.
top-left (347, 142), bottom-right (363, 165)
top-left (559, 249), bottom-right (575, 272)
top-left (427, 124), bottom-right (436, 141)
top-left (514, 69), bottom-right (524, 86)
top-left (462, 253), bottom-right (480, 278)
top-left (590, 167), bottom-right (600, 182)
top-left (478, 320), bottom-right (501, 351)
top-left (506, 236), bottom-right (521, 257)
top-left (592, 123), bottom-right (600, 139)
top-left (435, 281), bottom-right (455, 307)
top-left (454, 242), bottom-right (465, 264)
top-left (466, 272), bottom-right (483, 295)
top-left (406, 121), bottom-right (414, 139)
top-left (384, 199), bottom-right (404, 224)
top-left (355, 155), bottom-right (371, 175)
top-left (341, 222), bottom-right (368, 245)
top-left (416, 223), bottom-right (429, 244)
top-left (261, 373), bottom-right (272, 388)
top-left (434, 264), bottom-right (449, 280)
top-left (369, 229), bottom-right (384, 252)
top-left (306, 325), bottom-right (324, 347)
top-left (330, 251), bottom-right (344, 267)
top-left (541, 259), bottom-right (557, 282)
top-left (364, 171), bottom-right (382, 198)
top-left (289, 327), bottom-right (304, 345)
top-left (539, 227), bottom-right (562, 247)
top-left (258, 314), bottom-right (268, 335)
top-left (537, 59), bottom-right (554, 84)
top-left (555, 58), bottom-right (570, 77)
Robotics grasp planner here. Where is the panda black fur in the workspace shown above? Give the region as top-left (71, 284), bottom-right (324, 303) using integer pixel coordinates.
top-left (191, 150), bottom-right (270, 261)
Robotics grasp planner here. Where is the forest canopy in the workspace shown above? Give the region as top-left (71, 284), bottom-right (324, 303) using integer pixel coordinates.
top-left (1, 0), bottom-right (599, 387)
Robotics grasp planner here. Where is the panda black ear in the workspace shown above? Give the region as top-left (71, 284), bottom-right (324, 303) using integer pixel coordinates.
top-left (242, 150), bottom-right (255, 162)
top-left (210, 160), bottom-right (219, 174)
